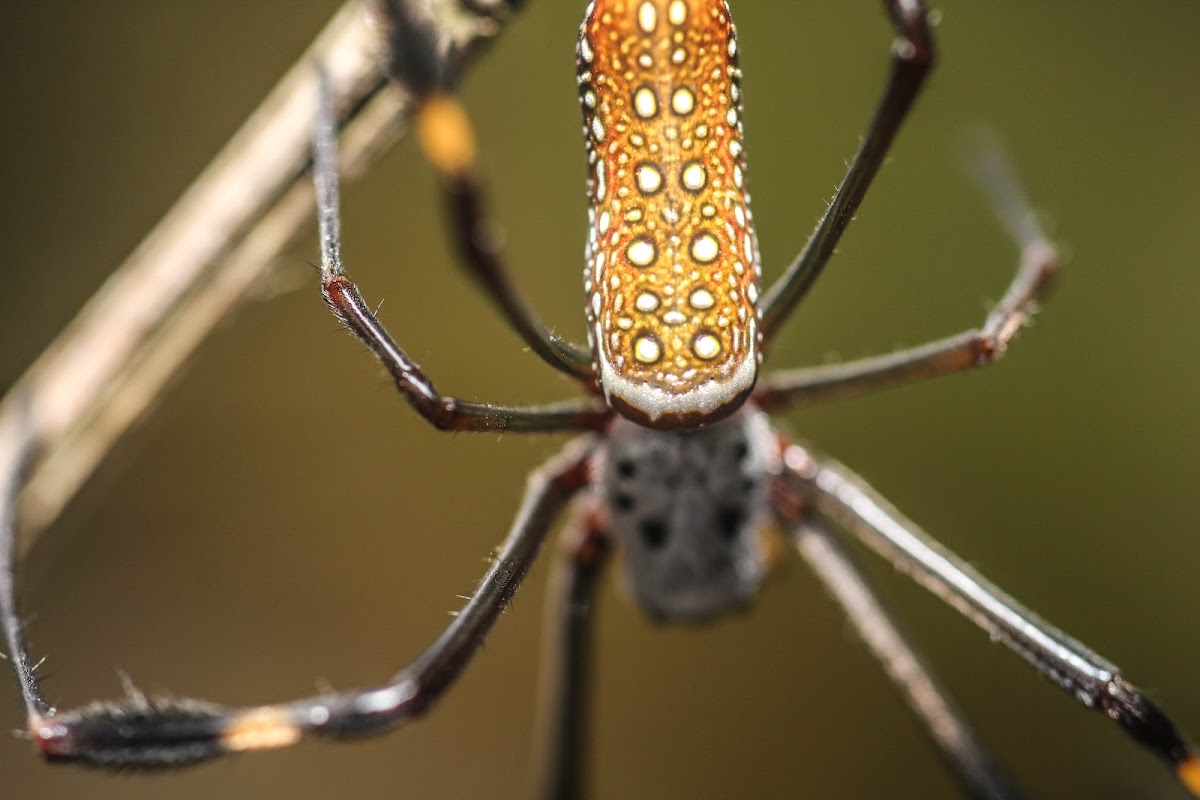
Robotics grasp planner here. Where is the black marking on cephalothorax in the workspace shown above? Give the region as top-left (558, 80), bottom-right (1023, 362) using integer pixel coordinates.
top-left (639, 518), bottom-right (670, 551)
top-left (716, 505), bottom-right (743, 542)
top-left (597, 406), bottom-right (779, 623)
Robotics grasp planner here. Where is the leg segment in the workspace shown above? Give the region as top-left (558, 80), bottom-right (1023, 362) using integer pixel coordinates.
top-left (534, 502), bottom-right (611, 800)
top-left (777, 441), bottom-right (1200, 797)
top-left (314, 67), bottom-right (606, 433)
top-left (755, 135), bottom-right (1056, 413)
top-left (782, 514), bottom-right (1023, 799)
top-left (3, 436), bottom-right (595, 768)
top-left (0, 399), bottom-right (49, 726)
top-left (381, 0), bottom-right (595, 382)
top-left (759, 0), bottom-right (934, 343)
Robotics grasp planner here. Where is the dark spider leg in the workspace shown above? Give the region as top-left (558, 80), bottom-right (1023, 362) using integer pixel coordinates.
top-left (0, 399), bottom-right (49, 725)
top-left (755, 134), bottom-right (1056, 413)
top-left (8, 436), bottom-right (594, 769)
top-left (314, 67), bottom-right (606, 433)
top-left (379, 0), bottom-right (595, 383)
top-left (759, 0), bottom-right (934, 343)
top-left (777, 441), bottom-right (1200, 797)
top-left (534, 503), bottom-right (611, 800)
top-left (779, 512), bottom-right (1024, 799)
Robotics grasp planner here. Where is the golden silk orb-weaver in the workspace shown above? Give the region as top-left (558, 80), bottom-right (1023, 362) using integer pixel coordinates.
top-left (579, 0), bottom-right (760, 429)
top-left (3, 0), bottom-right (1199, 798)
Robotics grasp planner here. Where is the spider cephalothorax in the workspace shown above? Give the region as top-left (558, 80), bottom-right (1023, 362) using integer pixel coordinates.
top-left (600, 407), bottom-right (776, 622)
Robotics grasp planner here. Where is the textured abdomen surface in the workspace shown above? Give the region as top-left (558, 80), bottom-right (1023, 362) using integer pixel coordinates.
top-left (578, 0), bottom-right (762, 429)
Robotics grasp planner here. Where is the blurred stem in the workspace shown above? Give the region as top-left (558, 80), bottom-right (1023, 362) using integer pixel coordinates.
top-left (0, 0), bottom-right (522, 551)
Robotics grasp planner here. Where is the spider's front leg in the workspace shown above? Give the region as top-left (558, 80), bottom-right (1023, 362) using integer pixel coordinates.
top-left (770, 429), bottom-right (1021, 799)
top-left (533, 501), bottom-right (612, 800)
top-left (776, 440), bottom-right (1200, 797)
top-left (0, 427), bottom-right (595, 768)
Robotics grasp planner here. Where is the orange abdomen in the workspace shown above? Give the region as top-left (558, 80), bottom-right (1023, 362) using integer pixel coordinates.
top-left (578, 0), bottom-right (761, 429)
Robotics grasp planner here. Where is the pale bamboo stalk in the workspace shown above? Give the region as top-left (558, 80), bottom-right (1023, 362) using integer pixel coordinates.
top-left (0, 0), bottom-right (521, 548)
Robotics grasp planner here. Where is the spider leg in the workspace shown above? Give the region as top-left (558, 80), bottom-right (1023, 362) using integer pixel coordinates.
top-left (379, 0), bottom-right (595, 383)
top-left (534, 500), bottom-right (611, 800)
top-left (0, 398), bottom-right (49, 725)
top-left (755, 135), bottom-right (1056, 413)
top-left (777, 508), bottom-right (1024, 798)
top-left (759, 0), bottom-right (934, 343)
top-left (314, 66), bottom-right (606, 433)
top-left (1, 435), bottom-right (595, 769)
top-left (777, 441), bottom-right (1200, 797)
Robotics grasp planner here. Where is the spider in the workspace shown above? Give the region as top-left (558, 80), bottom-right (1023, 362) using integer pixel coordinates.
top-left (2, 0), bottom-right (1198, 797)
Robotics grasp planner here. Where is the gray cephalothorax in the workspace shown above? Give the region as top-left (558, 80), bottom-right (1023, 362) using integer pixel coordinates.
top-left (598, 407), bottom-right (778, 622)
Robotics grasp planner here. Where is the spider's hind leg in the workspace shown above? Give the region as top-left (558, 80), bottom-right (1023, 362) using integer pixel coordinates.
top-left (380, 0), bottom-right (595, 383)
top-left (759, 0), bottom-right (935, 342)
top-left (755, 134), bottom-right (1057, 413)
top-left (313, 61), bottom-right (605, 433)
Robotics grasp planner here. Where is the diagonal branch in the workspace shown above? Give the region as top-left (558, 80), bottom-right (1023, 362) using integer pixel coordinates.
top-left (0, 0), bottom-right (526, 551)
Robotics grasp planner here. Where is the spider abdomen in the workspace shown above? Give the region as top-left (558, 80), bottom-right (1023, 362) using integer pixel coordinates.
top-left (578, 0), bottom-right (761, 430)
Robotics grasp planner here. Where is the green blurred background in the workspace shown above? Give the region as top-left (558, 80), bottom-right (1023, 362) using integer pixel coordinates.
top-left (2, 2), bottom-right (1199, 798)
